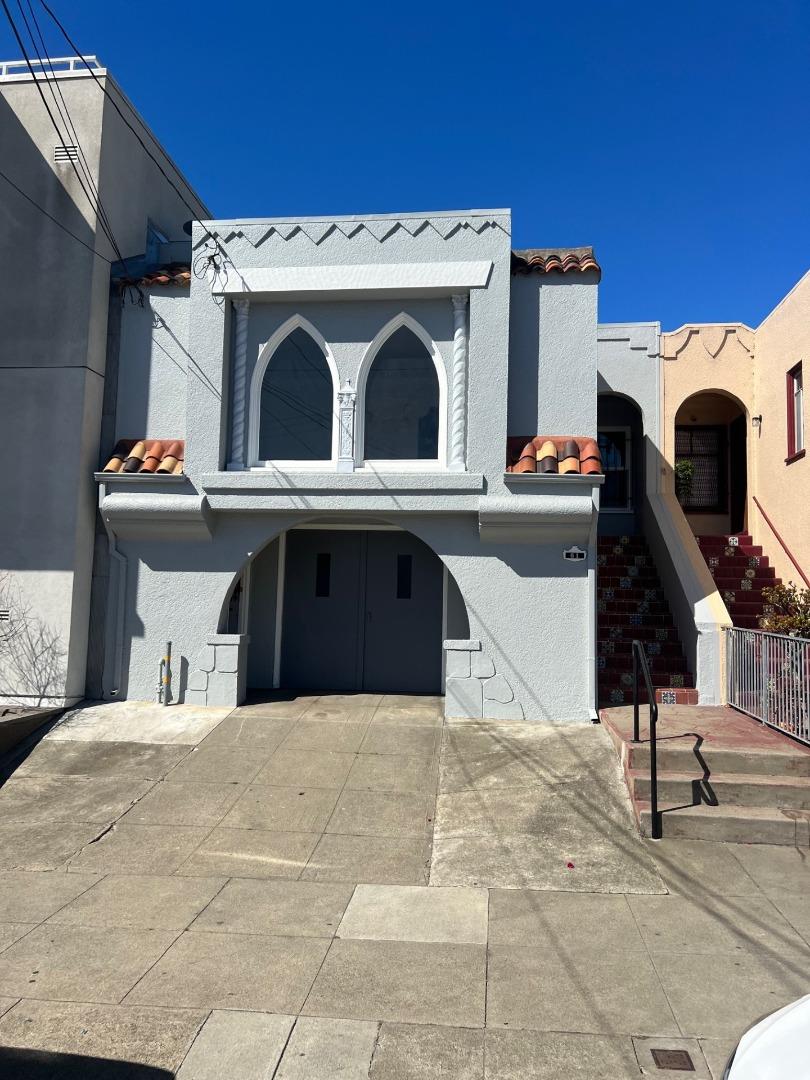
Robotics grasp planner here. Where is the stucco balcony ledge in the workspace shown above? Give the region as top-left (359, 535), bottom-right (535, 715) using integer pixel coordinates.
top-left (199, 469), bottom-right (485, 515)
top-left (479, 478), bottom-right (601, 544)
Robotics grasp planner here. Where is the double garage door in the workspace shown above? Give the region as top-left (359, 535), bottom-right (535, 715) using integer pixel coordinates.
top-left (281, 529), bottom-right (443, 693)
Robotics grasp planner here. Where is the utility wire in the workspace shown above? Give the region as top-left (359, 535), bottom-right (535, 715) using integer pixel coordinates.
top-left (0, 165), bottom-right (112, 260)
top-left (0, 0), bottom-right (127, 264)
top-left (39, 0), bottom-right (217, 246)
top-left (19, 0), bottom-right (120, 255)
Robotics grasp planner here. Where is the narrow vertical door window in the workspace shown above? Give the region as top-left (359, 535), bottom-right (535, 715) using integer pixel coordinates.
top-left (788, 363), bottom-right (804, 458)
top-left (315, 553), bottom-right (331, 597)
top-left (396, 554), bottom-right (413, 599)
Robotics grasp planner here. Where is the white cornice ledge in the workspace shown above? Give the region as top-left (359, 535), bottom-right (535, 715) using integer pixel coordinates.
top-left (213, 261), bottom-right (494, 296)
top-left (100, 493), bottom-right (212, 541)
top-left (479, 493), bottom-right (596, 544)
top-left (201, 471), bottom-right (485, 493)
top-left (504, 473), bottom-right (605, 487)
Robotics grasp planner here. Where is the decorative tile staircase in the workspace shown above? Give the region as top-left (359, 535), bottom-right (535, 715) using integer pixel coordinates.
top-left (597, 536), bottom-right (696, 707)
top-left (696, 532), bottom-right (780, 629)
top-left (602, 705), bottom-right (810, 843)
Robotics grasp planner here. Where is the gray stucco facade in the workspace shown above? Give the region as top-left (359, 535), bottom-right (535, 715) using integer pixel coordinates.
top-left (97, 210), bottom-right (604, 723)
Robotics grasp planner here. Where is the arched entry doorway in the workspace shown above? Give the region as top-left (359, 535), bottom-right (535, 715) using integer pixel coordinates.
top-left (674, 391), bottom-right (747, 535)
top-left (244, 525), bottom-right (468, 695)
top-left (597, 393), bottom-right (644, 535)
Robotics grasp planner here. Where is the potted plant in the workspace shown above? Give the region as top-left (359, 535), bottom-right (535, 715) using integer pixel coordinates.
top-left (674, 459), bottom-right (694, 506)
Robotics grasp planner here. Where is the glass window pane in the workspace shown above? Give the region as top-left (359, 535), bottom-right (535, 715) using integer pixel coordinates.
top-left (315, 553), bottom-right (331, 598)
top-left (364, 327), bottom-right (439, 460)
top-left (597, 430), bottom-right (628, 508)
top-left (396, 554), bottom-right (412, 599)
top-left (259, 328), bottom-right (333, 460)
top-left (795, 369), bottom-right (804, 452)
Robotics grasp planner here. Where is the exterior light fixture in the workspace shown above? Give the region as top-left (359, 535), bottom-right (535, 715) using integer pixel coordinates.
top-left (752, 415), bottom-right (763, 428)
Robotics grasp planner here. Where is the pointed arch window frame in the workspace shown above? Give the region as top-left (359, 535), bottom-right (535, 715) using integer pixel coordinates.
top-left (247, 314), bottom-right (340, 469)
top-left (355, 312), bottom-right (449, 471)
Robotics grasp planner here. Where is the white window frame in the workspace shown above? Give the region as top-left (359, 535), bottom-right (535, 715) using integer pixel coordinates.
top-left (355, 312), bottom-right (448, 471)
top-left (247, 314), bottom-right (339, 470)
top-left (791, 363), bottom-right (804, 455)
top-left (597, 426), bottom-right (633, 511)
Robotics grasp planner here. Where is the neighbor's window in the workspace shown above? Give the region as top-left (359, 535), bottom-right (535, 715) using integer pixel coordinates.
top-left (259, 328), bottom-right (333, 461)
top-left (363, 327), bottom-right (439, 460)
top-left (675, 425), bottom-right (727, 511)
top-left (787, 363), bottom-right (804, 460)
top-left (597, 429), bottom-right (631, 509)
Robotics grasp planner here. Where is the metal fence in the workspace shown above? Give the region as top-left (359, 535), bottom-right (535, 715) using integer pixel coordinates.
top-left (726, 627), bottom-right (810, 745)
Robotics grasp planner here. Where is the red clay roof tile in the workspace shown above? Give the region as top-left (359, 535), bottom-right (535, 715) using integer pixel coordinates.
top-left (506, 436), bottom-right (602, 475)
top-left (113, 264), bottom-right (191, 291)
top-left (511, 247), bottom-right (600, 277)
top-left (102, 439), bottom-right (185, 476)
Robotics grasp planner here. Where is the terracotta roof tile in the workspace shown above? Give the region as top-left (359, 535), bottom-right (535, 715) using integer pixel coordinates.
top-left (113, 263), bottom-right (191, 291)
top-left (102, 439), bottom-right (185, 475)
top-left (511, 247), bottom-right (600, 277)
top-left (506, 436), bottom-right (602, 475)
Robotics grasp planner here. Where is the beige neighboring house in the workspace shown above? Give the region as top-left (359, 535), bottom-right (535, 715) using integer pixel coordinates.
top-left (661, 269), bottom-right (809, 589)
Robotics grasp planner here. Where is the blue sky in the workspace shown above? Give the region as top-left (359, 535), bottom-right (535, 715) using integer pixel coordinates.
top-left (3, 1), bottom-right (809, 328)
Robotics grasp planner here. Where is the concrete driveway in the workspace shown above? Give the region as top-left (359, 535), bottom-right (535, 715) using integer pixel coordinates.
top-left (0, 695), bottom-right (807, 1078)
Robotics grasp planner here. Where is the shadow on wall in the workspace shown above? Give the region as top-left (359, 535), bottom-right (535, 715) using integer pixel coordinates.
top-left (0, 1047), bottom-right (172, 1079)
top-left (0, 573), bottom-right (66, 705)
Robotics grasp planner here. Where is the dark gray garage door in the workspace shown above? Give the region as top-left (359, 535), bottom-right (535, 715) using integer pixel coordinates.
top-left (281, 529), bottom-right (443, 693)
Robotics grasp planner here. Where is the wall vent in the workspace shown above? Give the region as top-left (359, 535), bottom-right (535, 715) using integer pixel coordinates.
top-left (54, 144), bottom-right (79, 164)
top-left (0, 610), bottom-right (10, 622)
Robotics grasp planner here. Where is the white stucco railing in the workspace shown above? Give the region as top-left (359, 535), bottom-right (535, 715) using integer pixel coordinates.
top-left (643, 491), bottom-right (732, 705)
top-left (0, 56), bottom-right (101, 80)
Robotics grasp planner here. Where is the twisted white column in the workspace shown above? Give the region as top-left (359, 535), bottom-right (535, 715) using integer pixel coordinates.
top-left (449, 293), bottom-right (469, 471)
top-left (227, 298), bottom-right (250, 470)
top-left (337, 380), bottom-right (357, 472)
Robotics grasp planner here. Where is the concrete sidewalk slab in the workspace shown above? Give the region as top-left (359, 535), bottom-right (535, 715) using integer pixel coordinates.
top-left (654, 948), bottom-right (809, 1037)
top-left (0, 871), bottom-right (100, 922)
top-left (281, 720), bottom-right (371, 753)
top-left (484, 1030), bottom-right (639, 1080)
top-left (627, 893), bottom-right (810, 955)
top-left (486, 944), bottom-right (679, 1036)
top-left (727, 842), bottom-right (810, 896)
top-left (326, 790), bottom-right (432, 837)
top-left (359, 724), bottom-right (440, 758)
top-left (14, 740), bottom-right (190, 780)
top-left (488, 890), bottom-right (646, 952)
top-left (277, 1016), bottom-right (379, 1079)
top-left (0, 924), bottom-right (177, 1003)
top-left (0, 821), bottom-right (102, 871)
top-left (646, 838), bottom-right (763, 897)
top-left (345, 754), bottom-right (437, 794)
top-left (49, 701), bottom-right (230, 745)
top-left (200, 714), bottom-right (295, 748)
top-left (166, 745), bottom-right (274, 784)
top-left (47, 875), bottom-right (226, 932)
top-left (0, 923), bottom-right (37, 950)
top-left (337, 884), bottom-right (488, 944)
top-left (0, 776), bottom-right (154, 825)
top-left (125, 931), bottom-right (330, 1013)
top-left (256, 748), bottom-right (356, 790)
top-left (0, 1000), bottom-right (207, 1073)
top-left (176, 828), bottom-right (319, 880)
top-left (222, 785), bottom-right (340, 832)
top-left (176, 1009), bottom-right (294, 1079)
top-left (122, 779), bottom-right (243, 827)
top-left (370, 1024), bottom-right (483, 1080)
top-left (303, 939), bottom-right (486, 1027)
top-left (302, 834), bottom-right (430, 885)
top-left (189, 878), bottom-right (353, 937)
top-left (67, 823), bottom-right (210, 876)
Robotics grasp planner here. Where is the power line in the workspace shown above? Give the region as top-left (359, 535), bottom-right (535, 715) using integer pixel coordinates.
top-left (39, 0), bottom-right (215, 244)
top-left (0, 165), bottom-right (112, 261)
top-left (0, 0), bottom-right (127, 264)
top-left (19, 0), bottom-right (120, 254)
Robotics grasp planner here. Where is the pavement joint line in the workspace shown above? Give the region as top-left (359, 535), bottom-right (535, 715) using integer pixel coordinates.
top-left (116, 925), bottom-right (188, 1005)
top-left (623, 890), bottom-right (684, 1039)
top-left (170, 1005), bottom-right (213, 1075)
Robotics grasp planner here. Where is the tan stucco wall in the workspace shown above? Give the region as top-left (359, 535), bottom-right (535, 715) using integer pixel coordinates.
top-left (661, 271), bottom-right (810, 585)
top-left (661, 324), bottom-right (755, 535)
top-left (752, 270), bottom-right (810, 583)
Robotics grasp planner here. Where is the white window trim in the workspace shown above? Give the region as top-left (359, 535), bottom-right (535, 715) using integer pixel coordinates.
top-left (793, 365), bottom-right (804, 453)
top-left (354, 312), bottom-right (448, 470)
top-left (598, 425), bottom-right (633, 512)
top-left (247, 314), bottom-right (339, 469)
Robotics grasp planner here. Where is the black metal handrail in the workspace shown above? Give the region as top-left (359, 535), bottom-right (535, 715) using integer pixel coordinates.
top-left (632, 639), bottom-right (661, 840)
